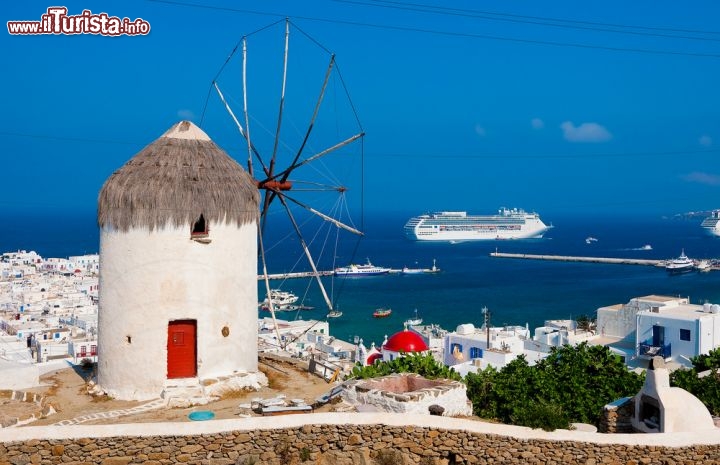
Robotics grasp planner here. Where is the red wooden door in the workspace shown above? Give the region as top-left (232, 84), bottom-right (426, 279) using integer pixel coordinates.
top-left (167, 320), bottom-right (197, 379)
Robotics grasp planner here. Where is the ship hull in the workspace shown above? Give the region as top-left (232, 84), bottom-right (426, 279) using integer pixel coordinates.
top-left (334, 270), bottom-right (389, 276)
top-left (406, 229), bottom-right (548, 241)
top-left (404, 208), bottom-right (550, 241)
top-left (701, 211), bottom-right (720, 237)
top-left (667, 265), bottom-right (694, 275)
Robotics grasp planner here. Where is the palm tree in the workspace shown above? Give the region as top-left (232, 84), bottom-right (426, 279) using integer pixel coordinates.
top-left (576, 314), bottom-right (597, 334)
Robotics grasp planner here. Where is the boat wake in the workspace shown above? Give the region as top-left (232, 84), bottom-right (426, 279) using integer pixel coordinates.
top-left (619, 245), bottom-right (653, 251)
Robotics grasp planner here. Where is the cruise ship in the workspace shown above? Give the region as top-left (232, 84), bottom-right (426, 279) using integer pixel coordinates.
top-left (404, 208), bottom-right (551, 241)
top-left (701, 210), bottom-right (720, 237)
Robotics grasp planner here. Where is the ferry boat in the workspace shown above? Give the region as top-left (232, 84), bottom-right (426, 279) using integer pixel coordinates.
top-left (404, 208), bottom-right (551, 241)
top-left (701, 210), bottom-right (720, 237)
top-left (373, 307), bottom-right (392, 318)
top-left (666, 250), bottom-right (695, 275)
top-left (334, 259), bottom-right (390, 276)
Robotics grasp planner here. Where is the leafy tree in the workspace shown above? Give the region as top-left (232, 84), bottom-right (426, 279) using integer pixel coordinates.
top-left (689, 346), bottom-right (720, 371)
top-left (534, 342), bottom-right (642, 424)
top-left (464, 366), bottom-right (498, 419)
top-left (670, 347), bottom-right (720, 416)
top-left (465, 342), bottom-right (643, 429)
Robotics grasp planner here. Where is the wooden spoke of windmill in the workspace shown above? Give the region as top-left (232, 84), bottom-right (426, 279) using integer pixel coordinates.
top-left (207, 19), bottom-right (365, 348)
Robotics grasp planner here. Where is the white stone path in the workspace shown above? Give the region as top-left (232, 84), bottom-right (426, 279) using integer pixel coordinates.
top-left (51, 398), bottom-right (167, 426)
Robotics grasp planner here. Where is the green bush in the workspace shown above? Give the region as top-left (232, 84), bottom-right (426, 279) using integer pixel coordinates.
top-left (670, 348), bottom-right (720, 416)
top-left (510, 399), bottom-right (571, 431)
top-left (347, 352), bottom-right (462, 381)
top-left (689, 347), bottom-right (720, 372)
top-left (465, 342), bottom-right (643, 429)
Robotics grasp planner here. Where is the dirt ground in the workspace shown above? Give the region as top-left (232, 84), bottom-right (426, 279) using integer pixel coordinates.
top-left (13, 356), bottom-right (338, 426)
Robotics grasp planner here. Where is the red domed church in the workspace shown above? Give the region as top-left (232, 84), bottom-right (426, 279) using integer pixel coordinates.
top-left (355, 328), bottom-right (429, 366)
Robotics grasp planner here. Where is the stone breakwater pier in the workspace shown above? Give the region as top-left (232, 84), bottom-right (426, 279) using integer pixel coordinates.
top-left (3, 413), bottom-right (720, 465)
top-left (490, 252), bottom-right (665, 267)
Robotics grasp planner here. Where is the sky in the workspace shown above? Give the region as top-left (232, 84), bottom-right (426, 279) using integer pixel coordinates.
top-left (2, 1), bottom-right (720, 220)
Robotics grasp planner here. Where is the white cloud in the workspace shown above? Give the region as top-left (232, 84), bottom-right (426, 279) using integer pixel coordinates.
top-left (474, 124), bottom-right (486, 137)
top-left (700, 135), bottom-right (713, 147)
top-left (560, 121), bottom-right (612, 143)
top-left (531, 118), bottom-right (544, 129)
top-left (682, 171), bottom-right (720, 186)
top-left (177, 109), bottom-right (196, 120)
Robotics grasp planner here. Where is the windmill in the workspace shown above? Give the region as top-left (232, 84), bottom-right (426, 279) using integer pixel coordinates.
top-left (204, 19), bottom-right (366, 345)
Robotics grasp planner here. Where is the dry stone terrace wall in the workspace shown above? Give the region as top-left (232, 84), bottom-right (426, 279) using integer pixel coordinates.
top-left (2, 413), bottom-right (720, 465)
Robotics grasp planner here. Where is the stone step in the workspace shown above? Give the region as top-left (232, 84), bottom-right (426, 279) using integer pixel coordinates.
top-left (161, 381), bottom-right (219, 408)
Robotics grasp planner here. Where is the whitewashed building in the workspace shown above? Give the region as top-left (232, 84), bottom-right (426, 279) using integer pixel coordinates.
top-left (533, 319), bottom-right (597, 348)
top-left (442, 323), bottom-right (549, 374)
top-left (95, 121), bottom-right (263, 403)
top-left (257, 317), bottom-right (330, 358)
top-left (68, 337), bottom-right (98, 363)
top-left (68, 254), bottom-right (100, 273)
top-left (597, 295), bottom-right (689, 343)
top-left (1, 251), bottom-right (43, 267)
top-left (41, 258), bottom-right (74, 273)
top-left (636, 301), bottom-right (720, 368)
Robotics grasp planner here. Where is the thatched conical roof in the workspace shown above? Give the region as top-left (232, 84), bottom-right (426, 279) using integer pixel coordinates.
top-left (98, 121), bottom-right (259, 232)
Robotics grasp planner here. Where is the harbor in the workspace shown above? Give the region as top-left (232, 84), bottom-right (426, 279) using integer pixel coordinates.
top-left (258, 261), bottom-right (440, 280)
top-left (489, 251), bottom-right (665, 266)
top-left (490, 251), bottom-right (720, 271)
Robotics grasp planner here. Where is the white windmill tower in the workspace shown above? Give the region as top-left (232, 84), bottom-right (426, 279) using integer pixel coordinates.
top-left (96, 121), bottom-right (265, 404)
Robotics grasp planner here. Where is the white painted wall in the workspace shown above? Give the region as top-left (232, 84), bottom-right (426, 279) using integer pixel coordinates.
top-left (636, 309), bottom-right (720, 368)
top-left (0, 361), bottom-right (39, 389)
top-left (97, 219), bottom-right (257, 400)
top-left (698, 314), bottom-right (720, 355)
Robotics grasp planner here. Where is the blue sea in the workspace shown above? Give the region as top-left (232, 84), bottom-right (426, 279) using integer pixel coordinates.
top-left (3, 210), bottom-right (720, 346)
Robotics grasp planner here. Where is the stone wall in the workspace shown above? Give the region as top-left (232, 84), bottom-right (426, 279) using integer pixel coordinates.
top-left (3, 414), bottom-right (720, 465)
top-left (599, 397), bottom-right (634, 434)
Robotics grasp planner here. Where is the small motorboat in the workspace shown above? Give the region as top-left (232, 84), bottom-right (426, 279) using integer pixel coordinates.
top-left (401, 266), bottom-right (424, 274)
top-left (373, 307), bottom-right (392, 318)
top-left (326, 310), bottom-right (343, 318)
top-left (696, 260), bottom-right (712, 272)
top-left (260, 289), bottom-right (299, 308)
top-left (404, 308), bottom-right (423, 326)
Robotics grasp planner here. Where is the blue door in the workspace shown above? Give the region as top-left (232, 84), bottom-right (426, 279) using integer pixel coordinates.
top-left (652, 325), bottom-right (665, 347)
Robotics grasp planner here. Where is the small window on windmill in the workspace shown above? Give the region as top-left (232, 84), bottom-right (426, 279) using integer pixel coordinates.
top-left (191, 214), bottom-right (211, 243)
